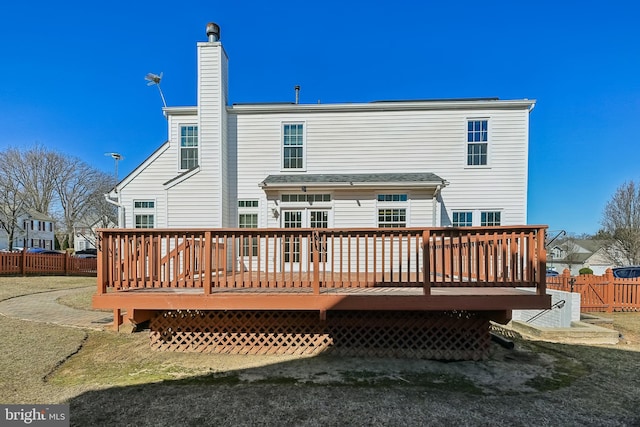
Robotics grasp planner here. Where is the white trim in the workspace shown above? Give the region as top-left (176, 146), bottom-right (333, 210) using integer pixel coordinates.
top-left (163, 166), bottom-right (201, 190)
top-left (230, 99), bottom-right (536, 114)
top-left (166, 99), bottom-right (537, 117)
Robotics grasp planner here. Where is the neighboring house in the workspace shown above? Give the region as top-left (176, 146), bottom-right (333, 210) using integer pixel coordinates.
top-left (0, 208), bottom-right (55, 251)
top-left (73, 216), bottom-right (116, 251)
top-left (547, 239), bottom-right (615, 275)
top-left (108, 23), bottom-right (536, 232)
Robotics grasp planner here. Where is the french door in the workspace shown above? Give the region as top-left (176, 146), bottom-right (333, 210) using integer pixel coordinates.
top-left (282, 209), bottom-right (330, 270)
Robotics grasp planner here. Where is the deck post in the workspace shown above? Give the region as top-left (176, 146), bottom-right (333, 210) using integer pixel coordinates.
top-left (96, 233), bottom-right (105, 295)
top-left (204, 231), bottom-right (212, 295)
top-left (312, 230), bottom-right (320, 295)
top-left (537, 227), bottom-right (547, 296)
top-left (422, 229), bottom-right (431, 296)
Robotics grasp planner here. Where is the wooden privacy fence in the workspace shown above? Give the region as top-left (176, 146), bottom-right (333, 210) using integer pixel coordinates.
top-left (547, 269), bottom-right (640, 312)
top-left (97, 226), bottom-right (547, 295)
top-left (0, 251), bottom-right (97, 276)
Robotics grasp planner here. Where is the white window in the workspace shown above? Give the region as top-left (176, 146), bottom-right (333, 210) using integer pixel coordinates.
top-left (481, 211), bottom-right (501, 226)
top-left (452, 211), bottom-right (473, 227)
top-left (282, 123), bottom-right (305, 169)
top-left (135, 215), bottom-right (154, 228)
top-left (134, 200), bottom-right (155, 228)
top-left (281, 194), bottom-right (331, 203)
top-left (180, 125), bottom-right (198, 170)
top-left (377, 194), bottom-right (408, 228)
top-left (238, 200), bottom-right (259, 256)
top-left (467, 119), bottom-right (488, 166)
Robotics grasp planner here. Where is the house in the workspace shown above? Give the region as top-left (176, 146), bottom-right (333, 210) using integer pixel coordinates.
top-left (548, 239), bottom-right (615, 275)
top-left (73, 215), bottom-right (116, 252)
top-left (0, 208), bottom-right (55, 251)
top-left (108, 22), bottom-right (536, 232)
top-left (94, 23), bottom-right (551, 360)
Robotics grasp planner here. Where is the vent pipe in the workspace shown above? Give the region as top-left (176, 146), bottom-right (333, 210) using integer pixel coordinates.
top-left (206, 22), bottom-right (220, 42)
top-left (295, 85), bottom-right (300, 104)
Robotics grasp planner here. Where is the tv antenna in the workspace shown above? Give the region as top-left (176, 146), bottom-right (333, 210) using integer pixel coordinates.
top-left (104, 152), bottom-right (124, 182)
top-left (145, 72), bottom-right (167, 108)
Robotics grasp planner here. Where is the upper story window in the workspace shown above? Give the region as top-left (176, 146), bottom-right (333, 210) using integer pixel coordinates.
top-left (467, 119), bottom-right (488, 166)
top-left (180, 125), bottom-right (198, 170)
top-left (282, 123), bottom-right (304, 169)
top-left (481, 211), bottom-right (501, 226)
top-left (452, 211), bottom-right (473, 227)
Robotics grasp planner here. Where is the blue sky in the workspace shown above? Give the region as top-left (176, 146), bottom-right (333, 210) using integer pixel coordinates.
top-left (1, 1), bottom-right (638, 235)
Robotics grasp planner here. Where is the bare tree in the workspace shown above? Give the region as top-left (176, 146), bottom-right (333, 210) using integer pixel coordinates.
top-left (600, 180), bottom-right (640, 265)
top-left (54, 158), bottom-right (116, 248)
top-left (3, 145), bottom-right (60, 214)
top-left (0, 145), bottom-right (117, 250)
top-left (0, 159), bottom-right (27, 250)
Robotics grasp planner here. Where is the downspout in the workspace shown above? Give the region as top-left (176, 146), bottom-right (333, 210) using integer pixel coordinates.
top-left (104, 192), bottom-right (124, 228)
top-left (432, 184), bottom-right (442, 227)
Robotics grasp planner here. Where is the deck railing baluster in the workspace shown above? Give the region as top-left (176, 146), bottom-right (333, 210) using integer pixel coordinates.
top-left (92, 226), bottom-right (547, 296)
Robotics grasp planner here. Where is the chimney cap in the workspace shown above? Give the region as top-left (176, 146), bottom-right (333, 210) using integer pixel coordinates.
top-left (206, 22), bottom-right (220, 42)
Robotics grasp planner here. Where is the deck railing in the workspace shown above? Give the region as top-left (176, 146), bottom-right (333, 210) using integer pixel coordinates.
top-left (97, 226), bottom-right (547, 296)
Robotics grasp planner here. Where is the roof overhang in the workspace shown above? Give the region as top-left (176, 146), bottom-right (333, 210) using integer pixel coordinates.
top-left (231, 98), bottom-right (536, 115)
top-left (259, 173), bottom-right (448, 192)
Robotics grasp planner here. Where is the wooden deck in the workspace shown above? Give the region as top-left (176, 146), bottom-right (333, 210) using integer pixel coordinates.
top-left (92, 226), bottom-right (551, 359)
top-left (93, 226), bottom-right (550, 326)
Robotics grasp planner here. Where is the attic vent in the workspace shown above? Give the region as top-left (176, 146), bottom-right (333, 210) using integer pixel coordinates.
top-left (206, 22), bottom-right (220, 42)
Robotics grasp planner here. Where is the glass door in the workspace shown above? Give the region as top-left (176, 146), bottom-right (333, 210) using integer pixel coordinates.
top-left (281, 209), bottom-right (331, 271)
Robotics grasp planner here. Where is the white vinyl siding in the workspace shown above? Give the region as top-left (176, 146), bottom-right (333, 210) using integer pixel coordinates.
top-left (235, 106), bottom-right (528, 227)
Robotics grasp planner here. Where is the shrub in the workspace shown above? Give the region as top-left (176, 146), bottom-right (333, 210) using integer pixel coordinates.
top-left (579, 267), bottom-right (593, 275)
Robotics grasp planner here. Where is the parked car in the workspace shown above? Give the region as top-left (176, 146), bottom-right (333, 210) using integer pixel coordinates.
top-left (546, 269), bottom-right (559, 277)
top-left (74, 248), bottom-right (97, 258)
top-left (26, 248), bottom-right (64, 255)
top-left (612, 266), bottom-right (640, 279)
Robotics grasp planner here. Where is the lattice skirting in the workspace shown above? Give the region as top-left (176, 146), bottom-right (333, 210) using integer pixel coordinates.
top-left (149, 310), bottom-right (491, 360)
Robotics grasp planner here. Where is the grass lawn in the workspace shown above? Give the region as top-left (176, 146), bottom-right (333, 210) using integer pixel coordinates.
top-left (1, 276), bottom-right (639, 426)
